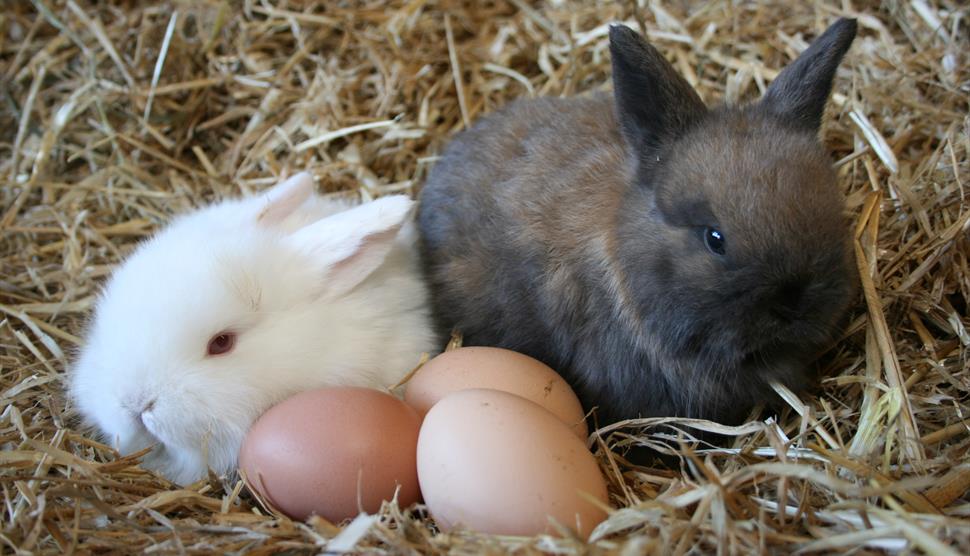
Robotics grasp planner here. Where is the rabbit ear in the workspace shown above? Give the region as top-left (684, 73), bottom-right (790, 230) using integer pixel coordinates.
top-left (284, 195), bottom-right (414, 299)
top-left (608, 25), bottom-right (707, 152)
top-left (759, 18), bottom-right (857, 132)
top-left (254, 172), bottom-right (315, 226)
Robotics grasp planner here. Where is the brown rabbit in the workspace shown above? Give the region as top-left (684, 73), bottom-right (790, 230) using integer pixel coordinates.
top-left (417, 20), bottom-right (858, 429)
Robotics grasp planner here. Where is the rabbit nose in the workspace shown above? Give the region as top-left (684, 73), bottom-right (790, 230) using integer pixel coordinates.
top-left (771, 278), bottom-right (808, 320)
top-left (125, 396), bottom-right (157, 419)
top-left (139, 405), bottom-right (155, 429)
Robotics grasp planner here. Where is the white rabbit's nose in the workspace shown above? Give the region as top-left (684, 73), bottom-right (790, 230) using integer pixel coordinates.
top-left (139, 406), bottom-right (156, 430)
top-left (137, 399), bottom-right (162, 439)
top-left (123, 396), bottom-right (157, 420)
top-left (139, 398), bottom-right (156, 417)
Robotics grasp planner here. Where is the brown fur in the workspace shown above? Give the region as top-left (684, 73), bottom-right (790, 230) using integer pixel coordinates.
top-left (417, 20), bottom-right (858, 429)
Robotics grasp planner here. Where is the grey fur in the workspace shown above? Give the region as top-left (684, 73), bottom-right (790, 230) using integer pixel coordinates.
top-left (417, 20), bottom-right (858, 428)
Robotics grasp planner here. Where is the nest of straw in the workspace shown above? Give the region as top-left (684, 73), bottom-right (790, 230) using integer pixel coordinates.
top-left (2, 0), bottom-right (968, 553)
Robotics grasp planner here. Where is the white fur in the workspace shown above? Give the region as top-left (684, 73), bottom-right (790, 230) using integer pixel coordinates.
top-left (70, 173), bottom-right (437, 485)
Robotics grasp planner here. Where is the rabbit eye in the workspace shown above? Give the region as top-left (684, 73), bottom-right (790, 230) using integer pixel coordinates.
top-left (704, 227), bottom-right (725, 255)
top-left (206, 332), bottom-right (236, 356)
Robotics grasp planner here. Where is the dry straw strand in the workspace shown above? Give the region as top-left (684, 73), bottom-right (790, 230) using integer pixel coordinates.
top-left (1, 0), bottom-right (968, 553)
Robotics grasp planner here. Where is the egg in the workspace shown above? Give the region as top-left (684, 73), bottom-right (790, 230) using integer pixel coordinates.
top-left (239, 387), bottom-right (421, 522)
top-left (404, 347), bottom-right (588, 438)
top-left (417, 388), bottom-right (609, 537)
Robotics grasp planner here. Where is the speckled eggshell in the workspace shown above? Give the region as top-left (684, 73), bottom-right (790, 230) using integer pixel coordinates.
top-left (239, 387), bottom-right (421, 522)
top-left (404, 347), bottom-right (588, 438)
top-left (416, 388), bottom-right (609, 537)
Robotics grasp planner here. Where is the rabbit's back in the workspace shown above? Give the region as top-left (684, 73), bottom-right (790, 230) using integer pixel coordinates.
top-left (418, 95), bottom-right (668, 419)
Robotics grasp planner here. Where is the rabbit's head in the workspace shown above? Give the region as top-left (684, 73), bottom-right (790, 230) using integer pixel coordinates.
top-left (609, 20), bottom-right (858, 414)
top-left (70, 174), bottom-right (415, 484)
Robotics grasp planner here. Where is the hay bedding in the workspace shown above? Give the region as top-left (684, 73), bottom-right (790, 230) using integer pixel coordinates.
top-left (0, 0), bottom-right (968, 552)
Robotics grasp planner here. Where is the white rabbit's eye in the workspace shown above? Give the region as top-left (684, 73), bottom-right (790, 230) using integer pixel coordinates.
top-left (207, 332), bottom-right (236, 356)
top-left (704, 227), bottom-right (725, 255)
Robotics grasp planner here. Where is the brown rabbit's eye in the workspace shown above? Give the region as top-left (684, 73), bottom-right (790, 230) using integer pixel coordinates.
top-left (704, 227), bottom-right (725, 255)
top-left (206, 332), bottom-right (236, 356)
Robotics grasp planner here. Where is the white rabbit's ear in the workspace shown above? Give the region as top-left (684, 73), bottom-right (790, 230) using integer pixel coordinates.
top-left (284, 195), bottom-right (414, 298)
top-left (254, 172), bottom-right (315, 226)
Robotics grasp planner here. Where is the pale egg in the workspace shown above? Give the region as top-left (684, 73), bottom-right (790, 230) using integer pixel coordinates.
top-left (404, 347), bottom-right (588, 438)
top-left (416, 388), bottom-right (609, 537)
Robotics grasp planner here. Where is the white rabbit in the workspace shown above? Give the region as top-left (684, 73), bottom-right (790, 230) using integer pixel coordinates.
top-left (70, 173), bottom-right (437, 485)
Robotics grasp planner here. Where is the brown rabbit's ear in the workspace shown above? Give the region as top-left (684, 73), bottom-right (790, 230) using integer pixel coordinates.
top-left (608, 25), bottom-right (706, 152)
top-left (759, 18), bottom-right (857, 132)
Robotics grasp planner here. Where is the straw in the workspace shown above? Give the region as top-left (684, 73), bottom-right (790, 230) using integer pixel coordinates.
top-left (1, 1), bottom-right (968, 553)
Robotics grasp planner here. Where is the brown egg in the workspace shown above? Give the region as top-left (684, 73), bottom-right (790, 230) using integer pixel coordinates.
top-left (239, 387), bottom-right (421, 522)
top-left (404, 347), bottom-right (588, 438)
top-left (417, 388), bottom-right (609, 537)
